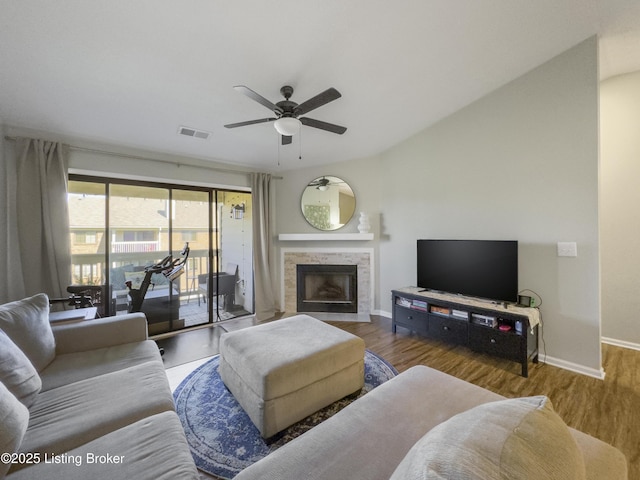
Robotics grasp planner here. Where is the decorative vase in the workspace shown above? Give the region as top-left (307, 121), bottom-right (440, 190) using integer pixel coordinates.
top-left (357, 212), bottom-right (370, 233)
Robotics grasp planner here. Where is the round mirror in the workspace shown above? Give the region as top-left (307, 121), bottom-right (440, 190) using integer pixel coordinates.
top-left (301, 176), bottom-right (356, 231)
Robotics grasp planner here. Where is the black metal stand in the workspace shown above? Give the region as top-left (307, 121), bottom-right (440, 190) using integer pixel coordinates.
top-left (125, 243), bottom-right (191, 356)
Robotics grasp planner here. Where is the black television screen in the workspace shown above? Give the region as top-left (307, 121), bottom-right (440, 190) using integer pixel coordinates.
top-left (417, 240), bottom-right (518, 303)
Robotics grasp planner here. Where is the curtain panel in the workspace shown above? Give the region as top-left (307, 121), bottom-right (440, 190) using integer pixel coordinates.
top-left (0, 134), bottom-right (24, 303)
top-left (16, 138), bottom-right (71, 298)
top-left (251, 172), bottom-right (277, 320)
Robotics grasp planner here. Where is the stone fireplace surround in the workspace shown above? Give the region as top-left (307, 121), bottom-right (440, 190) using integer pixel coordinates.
top-left (281, 248), bottom-right (374, 315)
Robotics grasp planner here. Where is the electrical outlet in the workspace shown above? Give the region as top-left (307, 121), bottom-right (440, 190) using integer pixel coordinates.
top-left (557, 242), bottom-right (577, 257)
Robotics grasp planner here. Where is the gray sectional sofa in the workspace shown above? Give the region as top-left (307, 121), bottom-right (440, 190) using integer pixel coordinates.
top-left (0, 294), bottom-right (199, 480)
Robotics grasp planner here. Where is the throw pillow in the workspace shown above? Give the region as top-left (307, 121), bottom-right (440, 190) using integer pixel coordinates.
top-left (0, 381), bottom-right (30, 477)
top-left (0, 330), bottom-right (42, 408)
top-left (0, 294), bottom-right (55, 371)
top-left (389, 396), bottom-right (586, 480)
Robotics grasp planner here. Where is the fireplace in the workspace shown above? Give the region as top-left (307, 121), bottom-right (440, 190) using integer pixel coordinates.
top-left (296, 264), bottom-right (358, 313)
top-left (282, 248), bottom-right (373, 315)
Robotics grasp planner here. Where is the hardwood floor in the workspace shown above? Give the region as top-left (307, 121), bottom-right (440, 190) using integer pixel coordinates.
top-left (156, 315), bottom-right (257, 368)
top-left (162, 314), bottom-right (639, 478)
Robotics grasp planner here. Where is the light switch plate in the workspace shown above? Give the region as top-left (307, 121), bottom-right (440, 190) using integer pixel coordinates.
top-left (557, 242), bottom-right (577, 257)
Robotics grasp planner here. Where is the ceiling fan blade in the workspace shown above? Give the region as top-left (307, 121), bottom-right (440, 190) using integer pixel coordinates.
top-left (300, 117), bottom-right (347, 134)
top-left (233, 85), bottom-right (283, 114)
top-left (282, 135), bottom-right (292, 145)
top-left (224, 118), bottom-right (275, 128)
top-left (294, 88), bottom-right (342, 116)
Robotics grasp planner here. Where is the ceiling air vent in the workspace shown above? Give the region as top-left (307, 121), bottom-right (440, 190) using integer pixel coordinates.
top-left (178, 126), bottom-right (211, 140)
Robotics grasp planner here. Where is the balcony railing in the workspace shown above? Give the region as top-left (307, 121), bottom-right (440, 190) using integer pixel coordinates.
top-left (71, 249), bottom-right (212, 286)
top-left (111, 241), bottom-right (160, 253)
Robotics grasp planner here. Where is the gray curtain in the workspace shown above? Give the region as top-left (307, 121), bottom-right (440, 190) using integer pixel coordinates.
top-left (251, 172), bottom-right (277, 320)
top-left (0, 134), bottom-right (24, 303)
top-left (16, 138), bottom-right (71, 298)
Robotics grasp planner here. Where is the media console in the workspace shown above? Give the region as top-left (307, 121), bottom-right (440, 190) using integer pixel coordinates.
top-left (391, 287), bottom-right (539, 377)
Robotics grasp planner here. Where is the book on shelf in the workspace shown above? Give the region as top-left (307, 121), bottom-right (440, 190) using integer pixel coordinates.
top-left (451, 309), bottom-right (469, 320)
top-left (411, 299), bottom-right (428, 311)
top-left (429, 305), bottom-right (451, 316)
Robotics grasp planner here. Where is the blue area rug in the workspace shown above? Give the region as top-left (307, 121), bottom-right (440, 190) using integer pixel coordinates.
top-left (174, 350), bottom-right (397, 479)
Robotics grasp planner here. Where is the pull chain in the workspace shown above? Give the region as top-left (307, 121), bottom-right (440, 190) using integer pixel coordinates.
top-left (277, 132), bottom-right (281, 166)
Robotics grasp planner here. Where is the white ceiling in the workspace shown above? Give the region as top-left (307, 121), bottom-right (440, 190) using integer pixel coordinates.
top-left (1, 1), bottom-right (640, 172)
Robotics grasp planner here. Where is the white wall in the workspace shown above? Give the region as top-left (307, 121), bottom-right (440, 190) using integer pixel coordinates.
top-left (66, 146), bottom-right (252, 191)
top-left (379, 37), bottom-right (601, 376)
top-left (3, 125), bottom-right (253, 190)
top-left (600, 71), bottom-right (640, 349)
top-left (274, 155), bottom-right (383, 311)
top-left (276, 156), bottom-right (382, 237)
top-left (276, 37), bottom-right (603, 376)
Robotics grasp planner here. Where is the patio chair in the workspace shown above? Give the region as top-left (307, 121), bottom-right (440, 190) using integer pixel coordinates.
top-left (197, 263), bottom-right (238, 309)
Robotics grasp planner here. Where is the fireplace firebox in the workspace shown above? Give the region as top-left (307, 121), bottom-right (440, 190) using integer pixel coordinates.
top-left (296, 264), bottom-right (358, 313)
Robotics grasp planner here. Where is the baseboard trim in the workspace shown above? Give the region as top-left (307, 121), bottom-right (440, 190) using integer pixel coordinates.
top-left (375, 309), bottom-right (392, 318)
top-left (602, 336), bottom-right (640, 352)
top-left (539, 354), bottom-right (606, 380)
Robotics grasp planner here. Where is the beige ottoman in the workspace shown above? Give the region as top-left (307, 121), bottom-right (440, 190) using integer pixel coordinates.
top-left (219, 314), bottom-right (365, 438)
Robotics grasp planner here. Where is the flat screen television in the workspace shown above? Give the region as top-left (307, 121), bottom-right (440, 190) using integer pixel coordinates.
top-left (417, 239), bottom-right (518, 303)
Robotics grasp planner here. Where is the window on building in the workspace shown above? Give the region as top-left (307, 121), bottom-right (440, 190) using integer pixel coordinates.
top-left (75, 231), bottom-right (97, 244)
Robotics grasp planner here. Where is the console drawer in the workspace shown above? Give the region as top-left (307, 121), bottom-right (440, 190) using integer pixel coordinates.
top-left (393, 306), bottom-right (428, 334)
top-left (468, 324), bottom-right (522, 360)
top-left (428, 315), bottom-right (468, 345)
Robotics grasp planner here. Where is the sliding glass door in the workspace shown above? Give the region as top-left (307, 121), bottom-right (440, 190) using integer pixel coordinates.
top-left (67, 181), bottom-right (109, 316)
top-left (170, 188), bottom-right (210, 329)
top-left (206, 190), bottom-right (253, 320)
top-left (108, 184), bottom-right (178, 335)
top-left (67, 176), bottom-right (253, 335)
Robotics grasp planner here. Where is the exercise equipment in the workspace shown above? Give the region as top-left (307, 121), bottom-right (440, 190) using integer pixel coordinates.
top-left (125, 242), bottom-right (190, 314)
top-left (124, 243), bottom-right (190, 357)
top-left (49, 285), bottom-right (110, 318)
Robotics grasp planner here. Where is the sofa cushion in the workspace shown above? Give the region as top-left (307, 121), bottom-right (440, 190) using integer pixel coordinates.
top-left (39, 339), bottom-right (161, 392)
top-left (5, 412), bottom-right (199, 480)
top-left (389, 396), bottom-right (586, 480)
top-left (13, 361), bottom-right (175, 470)
top-left (52, 313), bottom-right (149, 355)
top-left (0, 294), bottom-right (55, 371)
top-left (0, 331), bottom-right (41, 407)
top-left (0, 382), bottom-right (29, 478)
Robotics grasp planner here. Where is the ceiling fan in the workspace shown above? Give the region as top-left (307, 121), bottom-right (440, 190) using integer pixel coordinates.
top-left (224, 85), bottom-right (347, 145)
top-left (307, 176), bottom-right (345, 191)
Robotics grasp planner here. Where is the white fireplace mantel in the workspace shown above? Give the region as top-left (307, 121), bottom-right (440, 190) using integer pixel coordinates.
top-left (278, 233), bottom-right (373, 241)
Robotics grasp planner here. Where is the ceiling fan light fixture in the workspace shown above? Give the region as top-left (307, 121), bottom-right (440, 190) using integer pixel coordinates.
top-left (317, 185), bottom-right (329, 191)
top-left (274, 117), bottom-right (301, 136)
